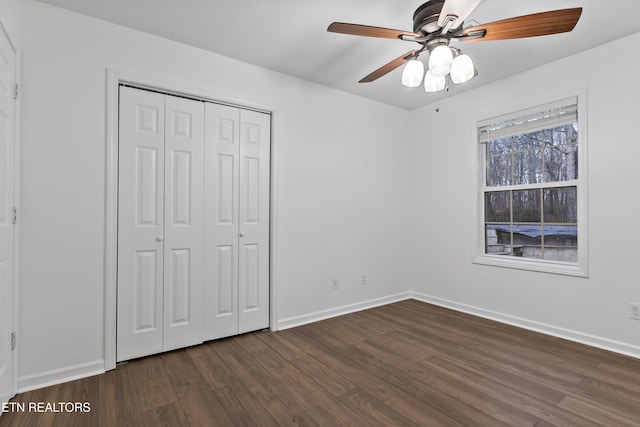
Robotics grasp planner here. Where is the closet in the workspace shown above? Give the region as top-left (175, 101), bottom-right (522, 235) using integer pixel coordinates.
top-left (116, 86), bottom-right (270, 362)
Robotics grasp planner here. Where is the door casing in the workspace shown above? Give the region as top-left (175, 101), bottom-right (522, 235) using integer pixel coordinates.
top-left (0, 20), bottom-right (18, 405)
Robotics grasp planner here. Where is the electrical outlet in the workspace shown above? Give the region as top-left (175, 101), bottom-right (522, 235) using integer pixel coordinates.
top-left (361, 274), bottom-right (367, 285)
top-left (332, 278), bottom-right (339, 290)
top-left (630, 303), bottom-right (640, 320)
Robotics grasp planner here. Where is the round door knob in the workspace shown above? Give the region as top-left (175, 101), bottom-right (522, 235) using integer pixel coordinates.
top-left (156, 236), bottom-right (164, 242)
top-left (239, 232), bottom-right (245, 238)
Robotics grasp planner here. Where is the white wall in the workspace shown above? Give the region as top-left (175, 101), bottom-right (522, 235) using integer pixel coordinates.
top-left (0, 0), bottom-right (20, 46)
top-left (408, 32), bottom-right (640, 356)
top-left (11, 0), bottom-right (413, 389)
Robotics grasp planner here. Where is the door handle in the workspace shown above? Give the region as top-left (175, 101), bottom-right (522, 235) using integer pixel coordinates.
top-left (239, 232), bottom-right (245, 238)
top-left (156, 236), bottom-right (164, 242)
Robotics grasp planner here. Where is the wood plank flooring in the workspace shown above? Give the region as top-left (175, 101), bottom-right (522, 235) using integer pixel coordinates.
top-left (2, 300), bottom-right (640, 426)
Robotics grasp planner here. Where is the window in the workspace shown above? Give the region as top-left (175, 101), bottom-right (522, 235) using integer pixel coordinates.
top-left (475, 95), bottom-right (588, 276)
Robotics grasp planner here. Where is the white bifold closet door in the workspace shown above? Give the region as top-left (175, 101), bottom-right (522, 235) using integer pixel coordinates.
top-left (117, 87), bottom-right (270, 361)
top-left (204, 103), bottom-right (270, 341)
top-left (117, 86), bottom-right (204, 362)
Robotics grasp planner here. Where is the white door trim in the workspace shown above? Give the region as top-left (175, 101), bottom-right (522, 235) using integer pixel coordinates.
top-left (12, 47), bottom-right (21, 407)
top-left (104, 69), bottom-right (280, 370)
top-left (0, 19), bottom-right (19, 406)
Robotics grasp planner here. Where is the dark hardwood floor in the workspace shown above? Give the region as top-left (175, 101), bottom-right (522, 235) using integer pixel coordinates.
top-left (2, 300), bottom-right (640, 426)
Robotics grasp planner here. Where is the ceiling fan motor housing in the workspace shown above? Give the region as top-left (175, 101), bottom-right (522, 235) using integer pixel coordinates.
top-left (413, 0), bottom-right (446, 34)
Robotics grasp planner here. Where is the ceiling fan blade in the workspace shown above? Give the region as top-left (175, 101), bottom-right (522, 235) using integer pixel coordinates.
top-left (462, 8), bottom-right (582, 42)
top-left (328, 22), bottom-right (419, 40)
top-left (359, 50), bottom-right (419, 83)
top-left (438, 0), bottom-right (483, 29)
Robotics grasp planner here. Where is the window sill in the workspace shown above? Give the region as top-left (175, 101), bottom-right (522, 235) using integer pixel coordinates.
top-left (473, 254), bottom-right (588, 278)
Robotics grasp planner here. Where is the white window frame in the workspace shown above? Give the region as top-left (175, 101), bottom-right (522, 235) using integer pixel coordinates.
top-left (472, 90), bottom-right (589, 277)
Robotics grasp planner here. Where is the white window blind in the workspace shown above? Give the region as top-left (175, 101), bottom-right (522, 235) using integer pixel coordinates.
top-left (479, 98), bottom-right (577, 143)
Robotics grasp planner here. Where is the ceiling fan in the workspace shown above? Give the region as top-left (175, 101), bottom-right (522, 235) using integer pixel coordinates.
top-left (327, 0), bottom-right (582, 91)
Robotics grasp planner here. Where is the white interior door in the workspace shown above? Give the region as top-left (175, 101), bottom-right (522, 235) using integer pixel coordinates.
top-left (117, 87), bottom-right (166, 361)
top-left (204, 104), bottom-right (270, 340)
top-left (162, 95), bottom-right (204, 352)
top-left (0, 24), bottom-right (16, 406)
top-left (238, 110), bottom-right (270, 334)
top-left (117, 87), bottom-right (204, 361)
top-left (203, 103), bottom-right (240, 340)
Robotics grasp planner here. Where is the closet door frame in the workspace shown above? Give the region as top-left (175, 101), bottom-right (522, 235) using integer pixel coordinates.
top-left (104, 69), bottom-right (279, 370)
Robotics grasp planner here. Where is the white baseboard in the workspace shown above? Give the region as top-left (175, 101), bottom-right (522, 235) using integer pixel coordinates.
top-left (411, 292), bottom-right (640, 360)
top-left (277, 292), bottom-right (412, 330)
top-left (17, 360), bottom-right (105, 393)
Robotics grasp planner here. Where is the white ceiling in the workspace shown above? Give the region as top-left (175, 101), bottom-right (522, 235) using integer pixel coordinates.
top-left (35, 0), bottom-right (640, 110)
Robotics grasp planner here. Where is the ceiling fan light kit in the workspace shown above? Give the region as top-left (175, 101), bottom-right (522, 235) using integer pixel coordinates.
top-left (450, 52), bottom-right (475, 84)
top-left (424, 70), bottom-right (446, 92)
top-left (327, 0), bottom-right (582, 94)
top-left (401, 58), bottom-right (425, 87)
top-left (402, 44), bottom-right (474, 91)
top-left (428, 44), bottom-right (454, 77)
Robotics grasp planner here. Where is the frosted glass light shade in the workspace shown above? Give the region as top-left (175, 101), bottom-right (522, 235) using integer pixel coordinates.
top-left (428, 45), bottom-right (453, 77)
top-left (450, 54), bottom-right (475, 84)
top-left (401, 59), bottom-right (425, 87)
top-left (424, 70), bottom-right (446, 92)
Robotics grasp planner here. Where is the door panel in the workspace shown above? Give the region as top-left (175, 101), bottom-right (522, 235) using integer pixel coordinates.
top-left (169, 151), bottom-right (192, 225)
top-left (203, 103), bottom-right (240, 340)
top-left (216, 245), bottom-right (235, 314)
top-left (133, 250), bottom-right (159, 332)
top-left (241, 243), bottom-right (260, 311)
top-left (117, 87), bottom-right (165, 362)
top-left (238, 110), bottom-right (270, 334)
top-left (135, 146), bottom-right (160, 226)
top-left (0, 24), bottom-right (14, 405)
top-left (162, 95), bottom-right (204, 352)
top-left (167, 248), bottom-right (191, 325)
top-left (244, 157), bottom-right (260, 223)
top-left (216, 154), bottom-right (235, 224)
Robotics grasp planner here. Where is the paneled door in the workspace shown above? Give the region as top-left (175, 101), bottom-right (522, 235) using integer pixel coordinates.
top-left (237, 109), bottom-right (271, 334)
top-left (0, 24), bottom-right (16, 406)
top-left (204, 104), bottom-right (270, 341)
top-left (117, 86), bottom-right (204, 362)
